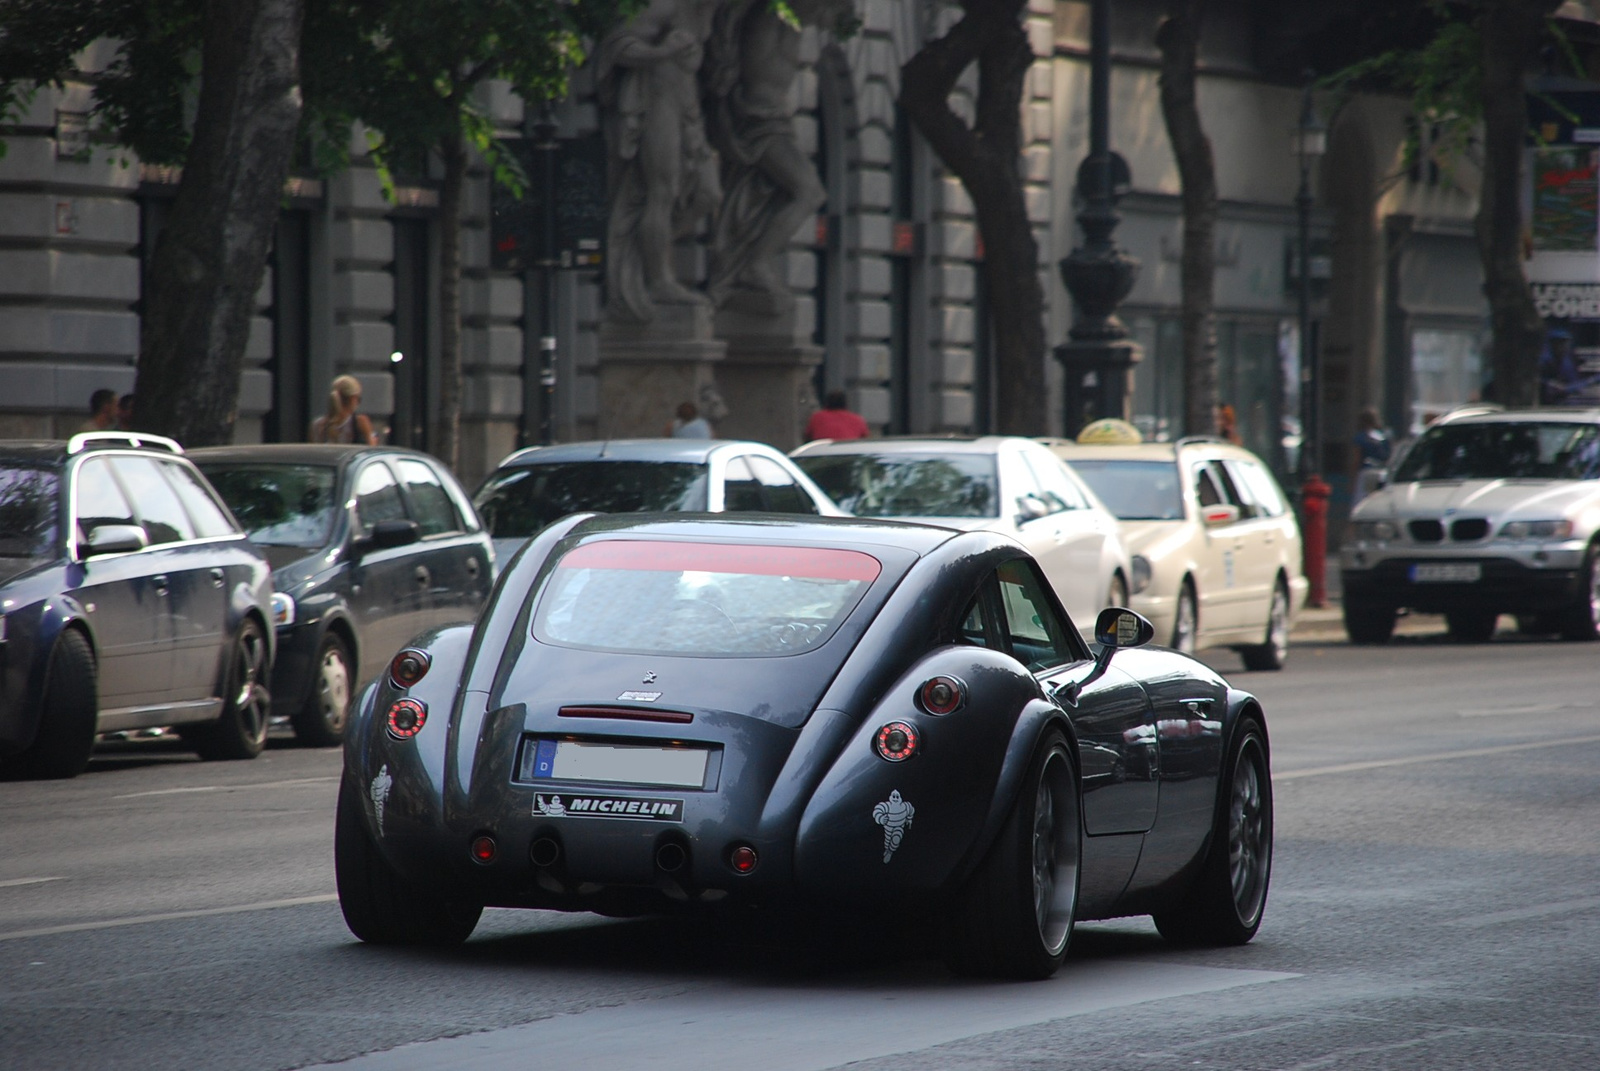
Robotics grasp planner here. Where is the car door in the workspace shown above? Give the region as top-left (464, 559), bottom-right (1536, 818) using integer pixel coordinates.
top-left (718, 455), bottom-right (766, 512)
top-left (1022, 446), bottom-right (1115, 620)
top-left (69, 455), bottom-right (172, 711)
top-left (968, 559), bottom-right (1157, 835)
top-left (1219, 457), bottom-right (1289, 627)
top-left (1190, 459), bottom-right (1248, 631)
top-left (348, 459), bottom-right (428, 681)
top-left (394, 457), bottom-right (490, 628)
top-left (746, 455), bottom-right (821, 514)
top-left (162, 458), bottom-right (251, 693)
top-left (1001, 448), bottom-right (1085, 622)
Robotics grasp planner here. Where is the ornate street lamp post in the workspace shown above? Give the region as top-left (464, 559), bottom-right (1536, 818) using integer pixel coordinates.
top-left (1054, 0), bottom-right (1141, 437)
top-left (520, 103), bottom-right (559, 448)
top-left (1293, 81), bottom-right (1329, 607)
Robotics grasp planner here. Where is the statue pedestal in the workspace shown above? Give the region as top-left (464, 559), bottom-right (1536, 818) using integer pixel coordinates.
top-left (598, 304), bottom-right (727, 439)
top-left (714, 308), bottom-right (821, 450)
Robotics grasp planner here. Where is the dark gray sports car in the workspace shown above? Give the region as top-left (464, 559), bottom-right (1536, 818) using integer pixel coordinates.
top-left (336, 513), bottom-right (1272, 979)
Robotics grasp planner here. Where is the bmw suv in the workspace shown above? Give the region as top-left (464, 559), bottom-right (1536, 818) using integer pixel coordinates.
top-left (1340, 408), bottom-right (1600, 643)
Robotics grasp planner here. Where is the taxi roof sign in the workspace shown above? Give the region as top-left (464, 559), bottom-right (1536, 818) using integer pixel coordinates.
top-left (1076, 418), bottom-right (1143, 445)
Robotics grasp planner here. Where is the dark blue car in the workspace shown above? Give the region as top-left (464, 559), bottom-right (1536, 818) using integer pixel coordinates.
top-left (192, 445), bottom-right (494, 747)
top-left (0, 433), bottom-right (275, 779)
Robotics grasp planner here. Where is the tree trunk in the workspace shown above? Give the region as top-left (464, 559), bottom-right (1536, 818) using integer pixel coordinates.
top-left (433, 128), bottom-right (465, 471)
top-left (1476, 0), bottom-right (1559, 409)
top-left (1157, 0), bottom-right (1219, 438)
top-left (901, 0), bottom-right (1045, 435)
top-left (136, 0), bottom-right (303, 446)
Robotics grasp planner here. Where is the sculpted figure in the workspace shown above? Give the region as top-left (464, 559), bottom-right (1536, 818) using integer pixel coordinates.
top-left (597, 0), bottom-right (723, 323)
top-left (704, 0), bottom-right (850, 316)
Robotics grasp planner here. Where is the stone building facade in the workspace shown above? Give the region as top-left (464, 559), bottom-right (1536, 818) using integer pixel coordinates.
top-left (0, 0), bottom-right (1492, 504)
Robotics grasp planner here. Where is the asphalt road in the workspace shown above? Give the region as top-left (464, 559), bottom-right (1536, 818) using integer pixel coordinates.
top-left (1, 628), bottom-right (1597, 1070)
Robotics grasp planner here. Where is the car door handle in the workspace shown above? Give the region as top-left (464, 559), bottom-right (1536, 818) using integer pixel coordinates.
top-left (466, 557), bottom-right (481, 579)
top-left (209, 567), bottom-right (225, 588)
top-left (414, 566), bottom-right (430, 586)
top-left (152, 574), bottom-right (169, 596)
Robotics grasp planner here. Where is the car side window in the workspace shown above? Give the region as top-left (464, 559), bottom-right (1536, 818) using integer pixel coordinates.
top-left (113, 456), bottom-right (197, 546)
top-left (748, 455), bottom-right (818, 514)
top-left (1029, 451), bottom-right (1092, 511)
top-left (1194, 465), bottom-right (1223, 508)
top-left (353, 462), bottom-right (407, 535)
top-left (1226, 459), bottom-right (1287, 518)
top-left (1206, 460), bottom-right (1253, 516)
top-left (722, 456), bottom-right (765, 512)
top-left (395, 459), bottom-right (461, 536)
top-left (957, 579), bottom-right (1003, 650)
top-left (75, 457), bottom-right (137, 540)
top-left (995, 559), bottom-right (1076, 671)
top-left (164, 461), bottom-right (238, 538)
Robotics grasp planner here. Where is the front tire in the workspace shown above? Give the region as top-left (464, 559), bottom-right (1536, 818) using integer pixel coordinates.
top-left (1557, 545), bottom-right (1600, 642)
top-left (5, 630), bottom-right (97, 780)
top-left (189, 619), bottom-right (271, 761)
top-left (335, 777), bottom-right (481, 945)
top-left (1106, 572), bottom-right (1129, 610)
top-left (1240, 581), bottom-right (1290, 671)
top-left (1154, 718), bottom-right (1272, 946)
top-left (1343, 599), bottom-right (1396, 645)
top-left (946, 729), bottom-right (1080, 980)
top-left (291, 631), bottom-right (352, 747)
top-left (1170, 581), bottom-right (1198, 655)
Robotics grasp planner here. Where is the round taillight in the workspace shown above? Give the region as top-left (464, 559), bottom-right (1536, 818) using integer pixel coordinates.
top-left (470, 835), bottom-right (497, 864)
top-left (918, 675), bottom-right (965, 716)
top-left (874, 721), bottom-right (919, 762)
top-left (390, 648), bottom-right (431, 688)
top-left (386, 698), bottom-right (427, 739)
top-left (729, 845), bottom-right (759, 874)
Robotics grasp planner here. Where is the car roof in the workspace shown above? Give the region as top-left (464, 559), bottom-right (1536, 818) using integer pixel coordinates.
top-left (791, 435), bottom-right (1028, 456)
top-left (492, 439), bottom-right (782, 468)
top-left (1041, 436), bottom-right (1263, 463)
top-left (0, 441), bottom-right (70, 466)
top-left (188, 443), bottom-right (443, 470)
top-left (562, 511), bottom-right (973, 556)
top-left (0, 432), bottom-right (186, 466)
top-left (1434, 407), bottom-right (1600, 426)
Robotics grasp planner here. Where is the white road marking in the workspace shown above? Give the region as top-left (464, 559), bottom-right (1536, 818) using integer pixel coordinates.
top-left (111, 776), bottom-right (338, 800)
top-left (305, 959), bottom-right (1300, 1071)
top-left (0, 877), bottom-right (65, 889)
top-left (1452, 896), bottom-right (1600, 928)
top-left (0, 894), bottom-right (337, 941)
top-left (1274, 733), bottom-right (1600, 781)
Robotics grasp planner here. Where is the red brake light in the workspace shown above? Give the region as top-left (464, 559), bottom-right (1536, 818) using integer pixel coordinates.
top-left (387, 698), bottom-right (427, 739)
top-left (874, 721), bottom-right (919, 762)
top-left (729, 845), bottom-right (759, 874)
top-left (390, 649), bottom-right (431, 688)
top-left (918, 675), bottom-right (965, 715)
top-left (470, 835), bottom-right (497, 864)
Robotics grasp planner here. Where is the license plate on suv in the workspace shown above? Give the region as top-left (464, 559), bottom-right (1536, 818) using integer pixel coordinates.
top-left (1409, 562), bottom-right (1481, 583)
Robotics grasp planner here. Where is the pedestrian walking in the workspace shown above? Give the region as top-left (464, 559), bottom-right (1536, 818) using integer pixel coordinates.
top-left (1351, 406), bottom-right (1391, 504)
top-left (666, 401), bottom-right (711, 439)
top-left (310, 374), bottom-right (378, 445)
top-left (78, 389), bottom-right (118, 433)
top-left (804, 389), bottom-right (870, 442)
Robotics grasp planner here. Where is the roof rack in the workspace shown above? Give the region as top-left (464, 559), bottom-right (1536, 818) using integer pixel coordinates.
top-left (1173, 435), bottom-right (1226, 448)
top-left (67, 431), bottom-right (184, 455)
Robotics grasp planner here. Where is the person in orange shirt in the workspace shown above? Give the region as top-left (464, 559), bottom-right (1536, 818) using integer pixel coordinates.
top-left (804, 389), bottom-right (869, 441)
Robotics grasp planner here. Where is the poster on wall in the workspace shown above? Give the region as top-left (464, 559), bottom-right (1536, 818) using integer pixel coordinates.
top-left (1531, 146), bottom-right (1600, 253)
top-left (1532, 283), bottom-right (1600, 406)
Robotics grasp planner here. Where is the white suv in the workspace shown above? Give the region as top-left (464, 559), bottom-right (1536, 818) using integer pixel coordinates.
top-left (1341, 408), bottom-right (1600, 643)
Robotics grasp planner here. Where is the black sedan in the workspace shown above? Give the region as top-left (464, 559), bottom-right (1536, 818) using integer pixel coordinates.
top-left (0, 433), bottom-right (274, 778)
top-left (192, 445), bottom-right (494, 746)
top-left (336, 514), bottom-right (1272, 979)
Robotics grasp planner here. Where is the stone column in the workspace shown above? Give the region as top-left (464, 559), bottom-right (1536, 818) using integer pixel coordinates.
top-left (714, 306), bottom-right (820, 448)
top-left (598, 304), bottom-right (726, 438)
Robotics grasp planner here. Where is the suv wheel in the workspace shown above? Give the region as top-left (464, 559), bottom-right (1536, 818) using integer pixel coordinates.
top-left (1558, 545), bottom-right (1600, 642)
top-left (1343, 599), bottom-right (1396, 645)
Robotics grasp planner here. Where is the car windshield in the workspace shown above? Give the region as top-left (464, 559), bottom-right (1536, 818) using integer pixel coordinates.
top-left (474, 461), bottom-right (708, 538)
top-left (793, 452), bottom-right (998, 518)
top-left (0, 464), bottom-right (60, 559)
top-left (1065, 459), bottom-right (1184, 520)
top-left (533, 539), bottom-right (880, 656)
top-left (198, 464), bottom-right (339, 547)
top-left (1392, 422), bottom-right (1600, 481)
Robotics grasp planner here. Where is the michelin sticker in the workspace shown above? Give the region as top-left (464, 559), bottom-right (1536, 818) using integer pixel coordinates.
top-left (873, 790), bottom-right (915, 863)
top-left (534, 793), bottom-right (683, 821)
top-left (370, 765), bottom-right (393, 834)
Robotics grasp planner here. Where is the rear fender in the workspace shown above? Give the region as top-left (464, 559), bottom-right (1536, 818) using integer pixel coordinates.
top-left (0, 598), bottom-right (86, 754)
top-left (793, 646), bottom-right (1069, 898)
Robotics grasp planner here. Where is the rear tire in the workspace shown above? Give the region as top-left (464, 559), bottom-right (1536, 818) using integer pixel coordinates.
top-left (1240, 582), bottom-right (1290, 671)
top-left (189, 619), bottom-right (271, 761)
top-left (1106, 572), bottom-right (1128, 610)
top-left (6, 630), bottom-right (97, 780)
top-left (1154, 718), bottom-right (1272, 946)
top-left (946, 728), bottom-right (1080, 980)
top-left (290, 631), bottom-right (352, 747)
top-left (1445, 610), bottom-right (1498, 644)
top-left (1557, 546), bottom-right (1600, 642)
top-left (1170, 581), bottom-right (1198, 655)
top-left (1343, 600), bottom-right (1396, 645)
top-left (335, 777), bottom-right (481, 945)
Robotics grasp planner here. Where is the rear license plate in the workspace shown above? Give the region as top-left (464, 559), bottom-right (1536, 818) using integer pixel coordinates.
top-left (1409, 562), bottom-right (1481, 583)
top-left (527, 739), bottom-right (709, 788)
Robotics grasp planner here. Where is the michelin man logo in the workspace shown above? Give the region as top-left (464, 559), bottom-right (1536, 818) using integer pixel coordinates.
top-left (872, 790), bottom-right (915, 863)
top-left (370, 765), bottom-right (393, 833)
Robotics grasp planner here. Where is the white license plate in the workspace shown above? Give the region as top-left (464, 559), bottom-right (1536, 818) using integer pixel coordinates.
top-left (1409, 563), bottom-right (1481, 583)
top-left (531, 739), bottom-right (708, 788)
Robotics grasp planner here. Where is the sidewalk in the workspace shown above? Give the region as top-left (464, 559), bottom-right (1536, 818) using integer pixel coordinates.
top-left (1289, 556), bottom-right (1444, 643)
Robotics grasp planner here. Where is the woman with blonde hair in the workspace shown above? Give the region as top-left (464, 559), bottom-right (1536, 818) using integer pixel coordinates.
top-left (310, 374), bottom-right (379, 445)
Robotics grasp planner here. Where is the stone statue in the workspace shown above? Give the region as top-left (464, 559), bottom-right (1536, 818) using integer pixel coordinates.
top-left (703, 0), bottom-right (849, 316)
top-left (596, 0), bottom-right (724, 323)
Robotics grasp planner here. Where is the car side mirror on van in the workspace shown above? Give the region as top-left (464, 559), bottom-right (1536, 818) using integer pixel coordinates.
top-left (1201, 503), bottom-right (1240, 527)
top-left (355, 518), bottom-right (420, 556)
top-left (81, 523), bottom-right (148, 559)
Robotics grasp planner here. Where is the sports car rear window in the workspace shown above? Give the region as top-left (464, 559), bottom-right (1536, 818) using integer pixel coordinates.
top-left (533, 540), bottom-right (881, 656)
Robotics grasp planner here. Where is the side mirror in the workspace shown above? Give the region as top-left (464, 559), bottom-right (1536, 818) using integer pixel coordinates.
top-left (1016, 494), bottom-right (1052, 524)
top-left (357, 518), bottom-right (420, 554)
top-left (1201, 503), bottom-right (1240, 528)
top-left (82, 523), bottom-right (148, 558)
top-left (1055, 608), bottom-right (1156, 707)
